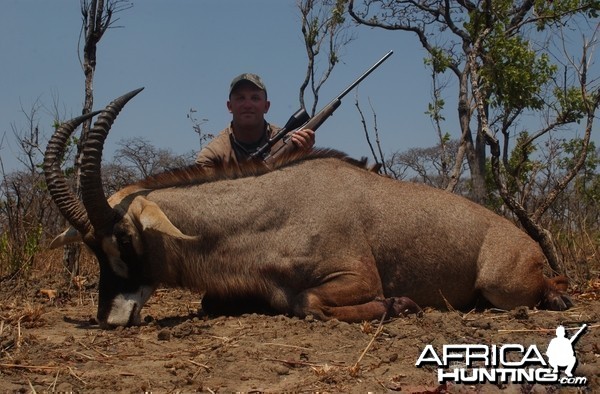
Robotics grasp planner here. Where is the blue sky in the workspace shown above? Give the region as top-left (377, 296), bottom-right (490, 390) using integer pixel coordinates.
top-left (0, 1), bottom-right (595, 174)
top-left (0, 1), bottom-right (437, 172)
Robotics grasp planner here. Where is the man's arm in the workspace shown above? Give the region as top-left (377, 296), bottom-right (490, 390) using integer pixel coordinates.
top-left (195, 129), bottom-right (231, 167)
top-left (195, 147), bottom-right (218, 167)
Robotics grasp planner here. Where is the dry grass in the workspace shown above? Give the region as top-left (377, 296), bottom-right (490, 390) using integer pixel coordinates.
top-left (0, 302), bottom-right (46, 327)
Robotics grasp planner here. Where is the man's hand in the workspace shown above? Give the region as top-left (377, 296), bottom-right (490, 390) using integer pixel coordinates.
top-left (291, 129), bottom-right (315, 151)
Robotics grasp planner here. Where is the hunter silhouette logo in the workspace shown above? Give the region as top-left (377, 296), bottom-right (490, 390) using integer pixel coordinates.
top-left (415, 324), bottom-right (588, 386)
top-left (546, 324), bottom-right (587, 378)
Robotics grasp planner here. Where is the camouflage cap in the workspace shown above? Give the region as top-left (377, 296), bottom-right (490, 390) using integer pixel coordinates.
top-left (229, 73), bottom-right (267, 95)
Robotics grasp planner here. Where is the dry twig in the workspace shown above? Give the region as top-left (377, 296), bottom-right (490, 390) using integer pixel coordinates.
top-left (350, 312), bottom-right (387, 377)
top-left (68, 366), bottom-right (87, 385)
top-left (261, 342), bottom-right (311, 350)
top-left (186, 358), bottom-right (210, 371)
top-left (498, 323), bottom-right (598, 334)
top-left (264, 357), bottom-right (345, 368)
top-left (27, 378), bottom-right (36, 394)
top-left (49, 369), bottom-right (60, 392)
top-left (78, 340), bottom-right (110, 358)
top-left (0, 363), bottom-right (60, 371)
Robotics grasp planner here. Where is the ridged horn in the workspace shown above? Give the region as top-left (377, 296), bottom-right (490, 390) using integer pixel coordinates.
top-left (44, 111), bottom-right (102, 238)
top-left (80, 88), bottom-right (144, 235)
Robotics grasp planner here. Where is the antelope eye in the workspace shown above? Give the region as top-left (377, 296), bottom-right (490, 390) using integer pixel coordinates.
top-left (117, 233), bottom-right (132, 247)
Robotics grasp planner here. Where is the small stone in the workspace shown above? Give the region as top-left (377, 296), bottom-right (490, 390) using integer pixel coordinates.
top-left (272, 364), bottom-right (290, 375)
top-left (157, 329), bottom-right (171, 341)
top-left (512, 306), bottom-right (529, 320)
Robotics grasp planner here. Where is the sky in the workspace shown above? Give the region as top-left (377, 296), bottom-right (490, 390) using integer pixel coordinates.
top-left (0, 1), bottom-right (596, 174)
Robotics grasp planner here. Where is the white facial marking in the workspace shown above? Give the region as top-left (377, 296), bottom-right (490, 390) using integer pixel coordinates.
top-left (106, 285), bottom-right (155, 326)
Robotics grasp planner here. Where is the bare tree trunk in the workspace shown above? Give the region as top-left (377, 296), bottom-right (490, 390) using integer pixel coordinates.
top-left (298, 0), bottom-right (354, 114)
top-left (354, 96), bottom-right (388, 174)
top-left (466, 30), bottom-right (600, 274)
top-left (62, 0), bottom-right (130, 278)
top-left (467, 32), bottom-right (565, 271)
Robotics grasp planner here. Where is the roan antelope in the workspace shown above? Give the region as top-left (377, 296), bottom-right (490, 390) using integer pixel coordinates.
top-left (44, 89), bottom-right (571, 328)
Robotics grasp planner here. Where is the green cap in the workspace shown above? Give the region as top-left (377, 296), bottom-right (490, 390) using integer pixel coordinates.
top-left (229, 73), bottom-right (267, 95)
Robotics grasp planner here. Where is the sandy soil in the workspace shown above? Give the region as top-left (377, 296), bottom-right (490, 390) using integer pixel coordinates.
top-left (0, 269), bottom-right (598, 393)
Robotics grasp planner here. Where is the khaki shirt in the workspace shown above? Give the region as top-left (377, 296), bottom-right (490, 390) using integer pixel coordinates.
top-left (195, 122), bottom-right (283, 169)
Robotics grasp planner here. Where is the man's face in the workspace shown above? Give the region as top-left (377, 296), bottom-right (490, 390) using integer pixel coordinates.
top-left (227, 82), bottom-right (270, 131)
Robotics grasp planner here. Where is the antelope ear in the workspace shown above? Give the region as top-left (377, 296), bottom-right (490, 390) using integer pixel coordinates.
top-left (130, 197), bottom-right (195, 240)
top-left (49, 227), bottom-right (82, 248)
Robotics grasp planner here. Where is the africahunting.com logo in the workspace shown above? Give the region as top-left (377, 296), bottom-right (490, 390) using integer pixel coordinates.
top-left (415, 324), bottom-right (588, 386)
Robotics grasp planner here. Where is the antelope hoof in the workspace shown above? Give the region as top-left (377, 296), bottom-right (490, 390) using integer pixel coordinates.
top-left (386, 296), bottom-right (422, 317)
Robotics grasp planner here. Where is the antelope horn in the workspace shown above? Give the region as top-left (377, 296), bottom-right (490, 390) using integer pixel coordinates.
top-left (80, 88), bottom-right (144, 236)
top-left (44, 111), bottom-right (101, 238)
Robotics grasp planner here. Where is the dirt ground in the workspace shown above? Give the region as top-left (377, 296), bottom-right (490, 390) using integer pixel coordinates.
top-left (0, 264), bottom-right (598, 393)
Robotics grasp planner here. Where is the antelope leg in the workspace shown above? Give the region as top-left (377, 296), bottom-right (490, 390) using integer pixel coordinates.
top-left (291, 266), bottom-right (420, 322)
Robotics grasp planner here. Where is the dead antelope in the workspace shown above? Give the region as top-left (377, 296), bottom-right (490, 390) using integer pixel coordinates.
top-left (44, 89), bottom-right (571, 328)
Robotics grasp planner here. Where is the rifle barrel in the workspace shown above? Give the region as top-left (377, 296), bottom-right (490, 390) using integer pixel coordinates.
top-left (337, 50), bottom-right (393, 101)
top-left (263, 50), bottom-right (394, 165)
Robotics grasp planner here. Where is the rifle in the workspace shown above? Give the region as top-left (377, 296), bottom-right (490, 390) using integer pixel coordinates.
top-left (249, 50), bottom-right (394, 164)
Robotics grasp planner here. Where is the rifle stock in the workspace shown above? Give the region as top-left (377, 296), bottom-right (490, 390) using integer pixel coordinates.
top-left (249, 108), bottom-right (309, 161)
top-left (263, 50), bottom-right (393, 165)
top-left (264, 100), bottom-right (341, 164)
